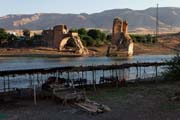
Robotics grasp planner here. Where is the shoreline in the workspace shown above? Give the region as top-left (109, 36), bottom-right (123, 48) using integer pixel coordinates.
top-left (0, 52), bottom-right (176, 58)
top-left (0, 44), bottom-right (177, 58)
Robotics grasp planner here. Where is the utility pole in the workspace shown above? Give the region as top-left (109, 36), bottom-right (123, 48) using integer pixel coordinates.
top-left (156, 4), bottom-right (159, 37)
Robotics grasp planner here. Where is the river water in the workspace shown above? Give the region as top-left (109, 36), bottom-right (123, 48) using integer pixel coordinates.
top-left (0, 55), bottom-right (174, 71)
top-left (0, 55), bottom-right (174, 91)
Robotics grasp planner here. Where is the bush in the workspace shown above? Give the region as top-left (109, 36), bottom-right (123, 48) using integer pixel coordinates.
top-left (152, 37), bottom-right (158, 43)
top-left (71, 28), bottom-right (108, 47)
top-left (0, 28), bottom-right (8, 41)
top-left (145, 34), bottom-right (152, 43)
top-left (106, 34), bottom-right (112, 42)
top-left (163, 54), bottom-right (180, 80)
top-left (23, 29), bottom-right (30, 38)
top-left (81, 35), bottom-right (95, 46)
top-left (78, 28), bottom-right (87, 35)
top-left (130, 34), bottom-right (157, 44)
top-left (87, 29), bottom-right (102, 40)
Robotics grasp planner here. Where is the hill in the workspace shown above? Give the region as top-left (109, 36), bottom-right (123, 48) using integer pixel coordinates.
top-left (0, 7), bottom-right (180, 32)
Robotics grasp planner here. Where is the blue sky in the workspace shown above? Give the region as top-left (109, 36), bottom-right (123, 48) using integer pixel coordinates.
top-left (0, 0), bottom-right (180, 16)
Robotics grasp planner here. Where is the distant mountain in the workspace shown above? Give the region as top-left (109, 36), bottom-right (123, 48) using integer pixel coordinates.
top-left (0, 7), bottom-right (180, 31)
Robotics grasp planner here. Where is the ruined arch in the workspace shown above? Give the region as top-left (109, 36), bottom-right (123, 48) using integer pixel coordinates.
top-left (59, 34), bottom-right (88, 54)
top-left (42, 25), bottom-right (88, 55)
top-left (59, 37), bottom-right (71, 51)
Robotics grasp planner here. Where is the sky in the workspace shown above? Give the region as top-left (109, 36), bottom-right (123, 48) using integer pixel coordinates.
top-left (0, 0), bottom-right (180, 16)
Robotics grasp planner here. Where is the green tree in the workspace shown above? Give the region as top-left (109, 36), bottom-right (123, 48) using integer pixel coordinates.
top-left (87, 29), bottom-right (102, 40)
top-left (145, 34), bottom-right (152, 43)
top-left (82, 35), bottom-right (95, 46)
top-left (78, 28), bottom-right (87, 35)
top-left (106, 34), bottom-right (112, 42)
top-left (7, 34), bottom-right (17, 47)
top-left (0, 28), bottom-right (8, 41)
top-left (163, 54), bottom-right (180, 80)
top-left (7, 34), bottom-right (17, 41)
top-left (100, 32), bottom-right (106, 41)
top-left (23, 29), bottom-right (30, 38)
top-left (69, 28), bottom-right (78, 33)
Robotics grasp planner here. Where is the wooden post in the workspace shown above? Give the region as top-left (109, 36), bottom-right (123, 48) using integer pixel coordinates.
top-left (37, 73), bottom-right (40, 87)
top-left (136, 67), bottom-right (138, 79)
top-left (155, 66), bottom-right (158, 78)
top-left (155, 65), bottom-right (158, 82)
top-left (92, 70), bottom-right (96, 91)
top-left (56, 71), bottom-right (58, 83)
top-left (116, 69), bottom-right (118, 88)
top-left (3, 76), bottom-right (6, 92)
top-left (40, 73), bottom-right (43, 84)
top-left (139, 67), bottom-right (141, 79)
top-left (33, 82), bottom-right (37, 105)
top-left (7, 75), bottom-right (10, 91)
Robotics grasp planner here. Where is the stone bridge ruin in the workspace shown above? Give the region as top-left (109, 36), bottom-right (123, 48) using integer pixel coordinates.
top-left (107, 17), bottom-right (134, 56)
top-left (42, 25), bottom-right (88, 55)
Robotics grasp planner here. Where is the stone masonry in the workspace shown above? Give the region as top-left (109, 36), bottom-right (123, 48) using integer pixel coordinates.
top-left (42, 25), bottom-right (88, 55)
top-left (108, 17), bottom-right (134, 56)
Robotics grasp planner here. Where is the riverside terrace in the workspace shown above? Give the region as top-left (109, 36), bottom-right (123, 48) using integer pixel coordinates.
top-left (0, 62), bottom-right (170, 92)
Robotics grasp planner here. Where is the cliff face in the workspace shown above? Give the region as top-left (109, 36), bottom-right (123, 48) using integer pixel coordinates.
top-left (0, 7), bottom-right (180, 31)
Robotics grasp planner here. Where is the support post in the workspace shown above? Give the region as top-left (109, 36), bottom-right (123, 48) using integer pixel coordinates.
top-left (33, 83), bottom-right (37, 105)
top-left (92, 71), bottom-right (96, 91)
top-left (3, 76), bottom-right (6, 92)
top-left (7, 75), bottom-right (10, 91)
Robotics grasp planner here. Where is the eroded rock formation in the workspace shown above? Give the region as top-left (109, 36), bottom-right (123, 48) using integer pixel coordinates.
top-left (107, 17), bottom-right (134, 56)
top-left (42, 25), bottom-right (88, 55)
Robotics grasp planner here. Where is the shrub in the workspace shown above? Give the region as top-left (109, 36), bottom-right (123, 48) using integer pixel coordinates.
top-left (78, 28), bottom-right (87, 35)
top-left (81, 35), bottom-right (95, 46)
top-left (163, 54), bottom-right (180, 80)
top-left (106, 34), bottom-right (112, 42)
top-left (0, 28), bottom-right (8, 41)
top-left (87, 29), bottom-right (102, 40)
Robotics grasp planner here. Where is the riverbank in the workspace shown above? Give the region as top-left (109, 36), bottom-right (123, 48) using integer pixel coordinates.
top-left (0, 43), bottom-right (177, 58)
top-left (0, 81), bottom-right (180, 120)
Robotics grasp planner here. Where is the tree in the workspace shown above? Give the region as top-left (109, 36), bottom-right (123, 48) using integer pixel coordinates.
top-left (69, 28), bottom-right (78, 33)
top-left (82, 35), bottom-right (95, 46)
top-left (106, 34), bottom-right (112, 42)
top-left (7, 34), bottom-right (18, 47)
top-left (163, 54), bottom-right (180, 80)
top-left (0, 28), bottom-right (8, 41)
top-left (23, 29), bottom-right (30, 38)
top-left (7, 34), bottom-right (17, 41)
top-left (145, 34), bottom-right (152, 43)
top-left (78, 28), bottom-right (87, 35)
top-left (87, 29), bottom-right (102, 40)
top-left (100, 32), bottom-right (106, 41)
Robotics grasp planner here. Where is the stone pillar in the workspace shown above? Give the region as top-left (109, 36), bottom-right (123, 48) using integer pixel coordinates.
top-left (112, 17), bottom-right (123, 45)
top-left (123, 21), bottom-right (128, 34)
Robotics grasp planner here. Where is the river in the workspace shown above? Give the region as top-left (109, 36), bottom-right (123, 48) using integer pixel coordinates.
top-left (0, 55), bottom-right (174, 91)
top-left (0, 55), bottom-right (174, 71)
